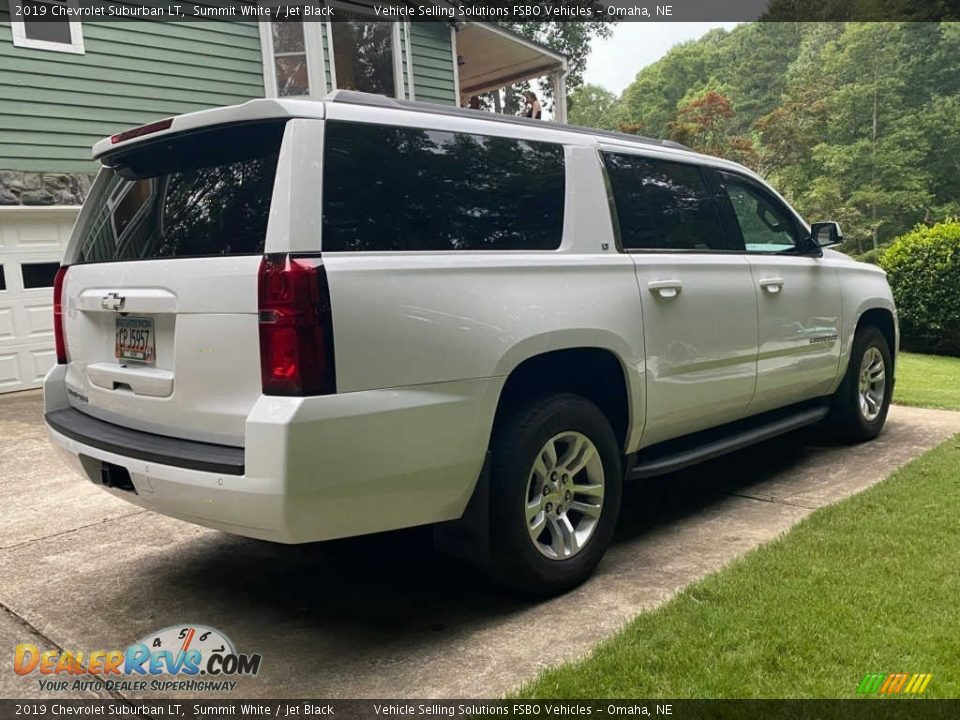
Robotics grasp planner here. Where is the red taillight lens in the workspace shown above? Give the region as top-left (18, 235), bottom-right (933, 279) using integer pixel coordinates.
top-left (257, 254), bottom-right (335, 396)
top-left (53, 266), bottom-right (68, 364)
top-left (110, 118), bottom-right (173, 144)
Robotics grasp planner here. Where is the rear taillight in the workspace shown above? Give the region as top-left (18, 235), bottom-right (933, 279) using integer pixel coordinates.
top-left (53, 266), bottom-right (68, 364)
top-left (257, 254), bottom-right (336, 396)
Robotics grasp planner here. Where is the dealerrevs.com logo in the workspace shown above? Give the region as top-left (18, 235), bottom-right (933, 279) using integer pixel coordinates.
top-left (857, 672), bottom-right (933, 696)
top-left (14, 624), bottom-right (262, 693)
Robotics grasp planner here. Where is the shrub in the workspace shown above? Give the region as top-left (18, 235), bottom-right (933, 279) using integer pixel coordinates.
top-left (854, 247), bottom-right (886, 266)
top-left (880, 220), bottom-right (960, 356)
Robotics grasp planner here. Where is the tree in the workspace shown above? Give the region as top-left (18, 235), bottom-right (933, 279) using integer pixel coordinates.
top-left (593, 22), bottom-right (960, 251)
top-left (568, 84), bottom-right (620, 129)
top-left (665, 90), bottom-right (757, 167)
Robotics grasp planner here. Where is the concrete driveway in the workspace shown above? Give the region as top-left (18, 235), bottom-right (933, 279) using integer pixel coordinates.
top-left (2, 390), bottom-right (959, 700)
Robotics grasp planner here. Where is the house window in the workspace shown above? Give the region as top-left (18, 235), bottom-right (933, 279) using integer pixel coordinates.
top-left (261, 5), bottom-right (406, 99)
top-left (329, 12), bottom-right (396, 96)
top-left (9, 0), bottom-right (84, 54)
top-left (271, 16), bottom-right (311, 97)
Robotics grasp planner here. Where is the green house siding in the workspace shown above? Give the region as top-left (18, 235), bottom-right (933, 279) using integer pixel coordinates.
top-left (0, 14), bottom-right (460, 175)
top-left (408, 22), bottom-right (456, 106)
top-left (0, 17), bottom-right (264, 173)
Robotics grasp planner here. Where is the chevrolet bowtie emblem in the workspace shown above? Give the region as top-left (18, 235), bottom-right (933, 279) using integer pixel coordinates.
top-left (101, 292), bottom-right (125, 311)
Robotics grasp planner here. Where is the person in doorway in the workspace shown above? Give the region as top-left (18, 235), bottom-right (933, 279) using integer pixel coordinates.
top-left (522, 91), bottom-right (542, 119)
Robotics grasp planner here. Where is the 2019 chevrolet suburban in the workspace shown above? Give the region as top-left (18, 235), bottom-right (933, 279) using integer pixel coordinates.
top-left (44, 91), bottom-right (898, 595)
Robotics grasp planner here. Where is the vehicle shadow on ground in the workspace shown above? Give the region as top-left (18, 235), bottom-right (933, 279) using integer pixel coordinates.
top-left (144, 426), bottom-right (836, 640)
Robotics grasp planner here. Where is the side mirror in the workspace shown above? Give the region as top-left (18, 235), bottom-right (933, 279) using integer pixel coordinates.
top-left (810, 221), bottom-right (843, 248)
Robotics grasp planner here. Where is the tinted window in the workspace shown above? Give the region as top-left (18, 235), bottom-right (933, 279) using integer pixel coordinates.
top-left (0, 266), bottom-right (5, 291)
top-left (719, 174), bottom-right (799, 253)
top-left (21, 262), bottom-right (60, 289)
top-left (322, 121), bottom-right (565, 252)
top-left (603, 153), bottom-right (725, 251)
top-left (75, 122), bottom-right (284, 264)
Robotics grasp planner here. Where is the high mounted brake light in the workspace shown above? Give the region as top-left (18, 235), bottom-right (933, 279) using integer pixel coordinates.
top-left (110, 118), bottom-right (173, 145)
top-left (258, 254), bottom-right (336, 396)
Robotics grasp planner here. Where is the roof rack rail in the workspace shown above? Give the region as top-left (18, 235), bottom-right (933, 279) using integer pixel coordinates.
top-left (322, 90), bottom-right (691, 152)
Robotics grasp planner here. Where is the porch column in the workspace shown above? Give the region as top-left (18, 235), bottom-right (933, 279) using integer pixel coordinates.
top-left (551, 71), bottom-right (568, 123)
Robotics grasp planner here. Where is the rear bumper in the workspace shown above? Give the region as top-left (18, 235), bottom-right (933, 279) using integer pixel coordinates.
top-left (43, 365), bottom-right (498, 544)
top-left (46, 408), bottom-right (244, 475)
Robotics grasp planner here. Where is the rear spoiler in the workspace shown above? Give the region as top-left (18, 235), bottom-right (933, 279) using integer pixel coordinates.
top-left (92, 98), bottom-right (325, 160)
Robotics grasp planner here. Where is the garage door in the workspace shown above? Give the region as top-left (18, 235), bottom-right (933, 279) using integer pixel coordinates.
top-left (0, 208), bottom-right (78, 394)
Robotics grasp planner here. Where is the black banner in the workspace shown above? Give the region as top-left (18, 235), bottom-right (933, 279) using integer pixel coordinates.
top-left (6, 0), bottom-right (959, 23)
top-left (3, 700), bottom-right (960, 720)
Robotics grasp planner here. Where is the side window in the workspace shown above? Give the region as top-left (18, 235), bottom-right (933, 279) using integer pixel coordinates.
top-left (0, 265), bottom-right (6, 291)
top-left (322, 122), bottom-right (565, 251)
top-left (719, 174), bottom-right (800, 253)
top-left (602, 153), bottom-right (726, 251)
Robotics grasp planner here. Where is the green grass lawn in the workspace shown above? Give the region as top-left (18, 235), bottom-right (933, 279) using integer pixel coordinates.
top-left (516, 436), bottom-right (960, 699)
top-left (894, 352), bottom-right (960, 410)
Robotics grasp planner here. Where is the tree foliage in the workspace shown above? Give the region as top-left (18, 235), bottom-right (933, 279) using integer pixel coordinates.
top-left (574, 22), bottom-right (960, 253)
top-left (568, 83), bottom-right (619, 128)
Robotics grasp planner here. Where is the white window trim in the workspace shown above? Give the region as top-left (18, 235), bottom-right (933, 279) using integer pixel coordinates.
top-left (390, 21), bottom-right (405, 100)
top-left (450, 24), bottom-right (460, 105)
top-left (258, 22), bottom-right (278, 97)
top-left (9, 0), bottom-right (84, 55)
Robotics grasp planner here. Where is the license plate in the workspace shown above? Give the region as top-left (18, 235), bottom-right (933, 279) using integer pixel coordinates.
top-left (115, 316), bottom-right (155, 364)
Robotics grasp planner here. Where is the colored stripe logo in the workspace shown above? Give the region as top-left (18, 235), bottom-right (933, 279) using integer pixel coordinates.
top-left (857, 672), bottom-right (932, 695)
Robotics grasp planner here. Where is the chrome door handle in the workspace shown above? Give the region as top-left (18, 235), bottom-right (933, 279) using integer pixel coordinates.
top-left (648, 280), bottom-right (682, 299)
top-left (759, 277), bottom-right (784, 294)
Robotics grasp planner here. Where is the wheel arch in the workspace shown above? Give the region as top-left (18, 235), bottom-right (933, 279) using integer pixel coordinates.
top-left (833, 298), bottom-right (898, 394)
top-left (858, 307), bottom-right (898, 365)
top-left (491, 343), bottom-right (636, 453)
top-left (434, 341), bottom-right (636, 567)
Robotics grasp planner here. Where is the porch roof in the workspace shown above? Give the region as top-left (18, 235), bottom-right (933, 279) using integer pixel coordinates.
top-left (455, 23), bottom-right (568, 97)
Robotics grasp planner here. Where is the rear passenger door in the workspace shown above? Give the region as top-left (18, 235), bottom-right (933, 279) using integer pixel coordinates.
top-left (602, 150), bottom-right (759, 447)
top-left (709, 170), bottom-right (842, 413)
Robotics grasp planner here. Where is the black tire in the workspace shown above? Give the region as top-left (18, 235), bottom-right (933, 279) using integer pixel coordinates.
top-left (488, 393), bottom-right (622, 596)
top-left (827, 326), bottom-right (893, 443)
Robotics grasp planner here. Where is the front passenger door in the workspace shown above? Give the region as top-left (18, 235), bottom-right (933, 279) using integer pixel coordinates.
top-left (712, 171), bottom-right (843, 413)
top-left (603, 151), bottom-right (759, 447)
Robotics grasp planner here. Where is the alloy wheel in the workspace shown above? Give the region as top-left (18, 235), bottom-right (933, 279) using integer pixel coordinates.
top-left (524, 431), bottom-right (605, 559)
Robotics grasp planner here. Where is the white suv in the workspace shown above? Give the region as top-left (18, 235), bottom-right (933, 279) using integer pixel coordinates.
top-left (44, 91), bottom-right (897, 595)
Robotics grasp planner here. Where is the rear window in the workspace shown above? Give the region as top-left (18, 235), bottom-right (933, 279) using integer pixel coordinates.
top-left (75, 122), bottom-right (285, 264)
top-left (321, 121), bottom-right (565, 252)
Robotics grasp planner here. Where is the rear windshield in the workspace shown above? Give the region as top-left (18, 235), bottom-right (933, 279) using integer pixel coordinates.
top-left (75, 122), bottom-right (285, 264)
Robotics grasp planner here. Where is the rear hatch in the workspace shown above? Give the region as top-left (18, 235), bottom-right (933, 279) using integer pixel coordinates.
top-left (61, 121), bottom-right (287, 446)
